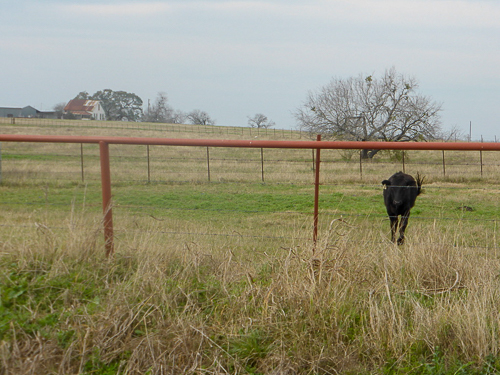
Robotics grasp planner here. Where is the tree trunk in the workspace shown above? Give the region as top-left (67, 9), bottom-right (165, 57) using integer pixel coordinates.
top-left (360, 149), bottom-right (381, 159)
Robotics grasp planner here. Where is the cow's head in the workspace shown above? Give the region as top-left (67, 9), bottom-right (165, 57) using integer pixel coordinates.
top-left (382, 172), bottom-right (423, 208)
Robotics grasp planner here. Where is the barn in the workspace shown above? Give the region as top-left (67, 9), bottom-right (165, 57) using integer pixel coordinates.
top-left (0, 105), bottom-right (57, 119)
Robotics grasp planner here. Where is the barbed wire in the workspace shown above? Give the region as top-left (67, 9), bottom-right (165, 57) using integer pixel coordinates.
top-left (1, 222), bottom-right (499, 252)
top-left (1, 197), bottom-right (497, 225)
top-left (6, 150), bottom-right (500, 167)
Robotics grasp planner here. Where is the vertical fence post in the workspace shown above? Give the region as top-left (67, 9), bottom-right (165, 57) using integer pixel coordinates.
top-left (480, 150), bottom-right (483, 177)
top-left (80, 144), bottom-right (85, 182)
top-left (147, 145), bottom-right (151, 182)
top-left (480, 136), bottom-right (483, 177)
top-left (442, 150), bottom-right (446, 177)
top-left (402, 151), bottom-right (406, 173)
top-left (359, 151), bottom-right (363, 179)
top-left (99, 141), bottom-right (114, 257)
top-left (261, 148), bottom-right (265, 182)
top-left (313, 134), bottom-right (321, 246)
top-left (206, 147), bottom-right (211, 182)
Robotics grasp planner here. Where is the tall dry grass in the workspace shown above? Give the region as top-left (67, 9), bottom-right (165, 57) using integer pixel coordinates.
top-left (2, 121), bottom-right (500, 373)
top-left (3, 120), bottom-right (500, 186)
top-left (2, 214), bottom-right (500, 374)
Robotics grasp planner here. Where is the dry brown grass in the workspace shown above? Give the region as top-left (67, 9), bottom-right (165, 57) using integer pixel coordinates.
top-left (2, 120), bottom-right (500, 373)
top-left (2, 215), bottom-right (500, 373)
top-left (2, 118), bottom-right (499, 186)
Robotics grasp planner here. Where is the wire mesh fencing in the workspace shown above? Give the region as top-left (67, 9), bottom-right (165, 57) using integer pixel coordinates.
top-left (1, 125), bottom-right (500, 254)
top-left (1, 154), bottom-right (499, 253)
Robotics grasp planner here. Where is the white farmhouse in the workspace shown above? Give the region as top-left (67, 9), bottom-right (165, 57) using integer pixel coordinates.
top-left (64, 100), bottom-right (106, 120)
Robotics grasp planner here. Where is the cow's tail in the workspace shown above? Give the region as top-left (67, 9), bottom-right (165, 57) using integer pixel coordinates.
top-left (416, 172), bottom-right (425, 195)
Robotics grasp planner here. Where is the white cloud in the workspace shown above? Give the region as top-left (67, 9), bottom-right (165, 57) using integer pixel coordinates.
top-left (57, 2), bottom-right (174, 16)
top-left (56, 0), bottom-right (500, 31)
top-left (3, 0), bottom-right (500, 138)
top-left (353, 0), bottom-right (500, 29)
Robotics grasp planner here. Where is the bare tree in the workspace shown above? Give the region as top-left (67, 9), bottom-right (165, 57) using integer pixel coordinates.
top-left (438, 125), bottom-right (465, 142)
top-left (171, 109), bottom-right (187, 124)
top-left (187, 110), bottom-right (215, 125)
top-left (247, 113), bottom-right (275, 129)
top-left (295, 67), bottom-right (442, 158)
top-left (143, 92), bottom-right (170, 122)
top-left (143, 92), bottom-right (185, 123)
top-left (52, 102), bottom-right (66, 119)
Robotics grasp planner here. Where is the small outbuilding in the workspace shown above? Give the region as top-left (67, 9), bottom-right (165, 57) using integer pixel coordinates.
top-left (0, 105), bottom-right (57, 119)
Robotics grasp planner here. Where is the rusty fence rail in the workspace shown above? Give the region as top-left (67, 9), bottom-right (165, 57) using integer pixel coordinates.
top-left (2, 133), bottom-right (500, 256)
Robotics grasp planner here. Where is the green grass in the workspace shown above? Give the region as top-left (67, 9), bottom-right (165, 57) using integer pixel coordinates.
top-left (1, 178), bottom-right (499, 248)
top-left (2, 121), bottom-right (500, 373)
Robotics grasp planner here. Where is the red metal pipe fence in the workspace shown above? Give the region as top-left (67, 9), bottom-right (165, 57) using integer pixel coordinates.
top-left (99, 141), bottom-right (114, 257)
top-left (313, 135), bottom-right (321, 245)
top-left (2, 133), bottom-right (500, 256)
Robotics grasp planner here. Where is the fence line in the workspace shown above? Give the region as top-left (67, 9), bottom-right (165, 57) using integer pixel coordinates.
top-left (2, 199), bottom-right (495, 223)
top-left (3, 145), bottom-right (499, 186)
top-left (1, 221), bottom-right (499, 252)
top-left (0, 117), bottom-right (304, 139)
top-left (2, 134), bottom-right (500, 256)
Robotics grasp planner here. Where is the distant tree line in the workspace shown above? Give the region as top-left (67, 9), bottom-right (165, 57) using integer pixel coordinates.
top-left (142, 92), bottom-right (216, 125)
top-left (56, 67), bottom-right (451, 144)
top-left (56, 90), bottom-right (218, 125)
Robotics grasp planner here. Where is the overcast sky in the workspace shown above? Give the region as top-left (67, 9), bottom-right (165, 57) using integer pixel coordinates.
top-left (1, 0), bottom-right (499, 140)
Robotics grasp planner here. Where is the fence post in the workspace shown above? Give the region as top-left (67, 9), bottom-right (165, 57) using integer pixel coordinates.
top-left (206, 147), bottom-right (211, 182)
top-left (313, 134), bottom-right (321, 246)
top-left (402, 151), bottom-right (405, 173)
top-left (261, 148), bottom-right (265, 182)
top-left (99, 141), bottom-right (114, 257)
top-left (359, 151), bottom-right (363, 179)
top-left (442, 150), bottom-right (446, 177)
top-left (147, 145), bottom-right (151, 182)
top-left (480, 136), bottom-right (484, 177)
top-left (80, 143), bottom-right (84, 182)
top-left (480, 150), bottom-right (483, 177)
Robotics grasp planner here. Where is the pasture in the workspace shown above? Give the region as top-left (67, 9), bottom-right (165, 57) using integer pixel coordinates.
top-left (1, 119), bottom-right (500, 374)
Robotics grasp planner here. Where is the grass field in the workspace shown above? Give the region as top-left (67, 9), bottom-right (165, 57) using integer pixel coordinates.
top-left (1, 119), bottom-right (500, 374)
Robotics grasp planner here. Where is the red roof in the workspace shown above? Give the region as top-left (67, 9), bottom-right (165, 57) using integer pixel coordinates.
top-left (64, 99), bottom-right (100, 113)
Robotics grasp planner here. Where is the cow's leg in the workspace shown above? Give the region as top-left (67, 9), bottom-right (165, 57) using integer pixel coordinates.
top-left (389, 215), bottom-right (399, 243)
top-left (397, 211), bottom-right (411, 245)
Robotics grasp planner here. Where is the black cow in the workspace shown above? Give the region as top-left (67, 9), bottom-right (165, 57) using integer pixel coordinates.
top-left (382, 172), bottom-right (423, 245)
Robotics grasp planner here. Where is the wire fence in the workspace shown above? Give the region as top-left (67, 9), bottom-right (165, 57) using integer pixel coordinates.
top-left (1, 178), bottom-right (499, 252)
top-left (3, 143), bottom-right (500, 184)
top-left (1, 127), bottom-right (500, 253)
top-left (0, 117), bottom-right (305, 139)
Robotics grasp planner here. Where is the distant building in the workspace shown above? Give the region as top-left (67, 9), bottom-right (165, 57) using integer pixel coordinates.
top-left (64, 100), bottom-right (106, 120)
top-left (0, 105), bottom-right (57, 119)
